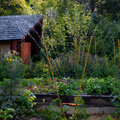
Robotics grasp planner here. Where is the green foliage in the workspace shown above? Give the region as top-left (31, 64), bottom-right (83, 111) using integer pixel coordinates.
top-left (51, 53), bottom-right (75, 78)
top-left (33, 61), bottom-right (49, 78)
top-left (87, 63), bottom-right (117, 78)
top-left (0, 0), bottom-right (120, 118)
top-left (57, 81), bottom-right (77, 96)
top-left (39, 98), bottom-right (65, 120)
top-left (21, 77), bottom-right (56, 94)
top-left (22, 78), bottom-right (43, 87)
top-left (24, 65), bottom-right (35, 78)
top-left (92, 20), bottom-right (120, 57)
top-left (0, 60), bottom-right (7, 81)
top-left (112, 80), bottom-right (120, 118)
top-left (21, 76), bottom-right (117, 96)
top-left (0, 90), bottom-right (36, 119)
top-left (57, 77), bottom-right (116, 96)
top-left (71, 97), bottom-right (87, 120)
top-left (0, 108), bottom-right (15, 120)
top-left (95, 0), bottom-right (120, 20)
top-left (0, 58), bottom-right (24, 96)
top-left (51, 51), bottom-right (119, 78)
top-left (74, 97), bottom-right (85, 107)
top-left (19, 89), bottom-right (36, 109)
top-left (0, 57), bottom-right (36, 118)
top-left (40, 1), bottom-right (91, 58)
top-left (57, 79), bottom-right (83, 96)
top-left (39, 97), bottom-right (86, 120)
top-left (39, 108), bottom-right (64, 120)
top-left (84, 77), bottom-right (115, 95)
top-left (0, 0), bottom-right (34, 16)
top-left (0, 57), bottom-right (24, 80)
top-left (105, 115), bottom-right (113, 120)
top-left (29, 0), bottom-right (57, 14)
top-left (24, 61), bottom-right (50, 79)
top-left (71, 108), bottom-right (87, 120)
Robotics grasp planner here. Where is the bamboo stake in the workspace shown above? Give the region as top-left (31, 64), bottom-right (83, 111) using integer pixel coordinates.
top-left (42, 33), bottom-right (66, 119)
top-left (76, 38), bottom-right (78, 79)
top-left (73, 36), bottom-right (92, 118)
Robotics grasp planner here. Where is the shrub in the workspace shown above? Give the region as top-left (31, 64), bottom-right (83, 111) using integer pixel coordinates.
top-left (33, 61), bottom-right (49, 78)
top-left (0, 58), bottom-right (24, 96)
top-left (0, 90), bottom-right (36, 119)
top-left (51, 51), bottom-right (119, 78)
top-left (0, 108), bottom-right (15, 120)
top-left (24, 61), bottom-right (50, 79)
top-left (24, 65), bottom-right (36, 78)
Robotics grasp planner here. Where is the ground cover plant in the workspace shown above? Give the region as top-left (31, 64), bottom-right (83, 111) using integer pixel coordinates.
top-left (24, 76), bottom-right (117, 96)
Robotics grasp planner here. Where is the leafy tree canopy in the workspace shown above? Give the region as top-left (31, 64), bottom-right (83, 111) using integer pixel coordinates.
top-left (0, 0), bottom-right (34, 16)
top-left (89, 0), bottom-right (120, 20)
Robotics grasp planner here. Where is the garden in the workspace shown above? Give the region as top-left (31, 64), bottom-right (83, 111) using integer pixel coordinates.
top-left (0, 0), bottom-right (120, 120)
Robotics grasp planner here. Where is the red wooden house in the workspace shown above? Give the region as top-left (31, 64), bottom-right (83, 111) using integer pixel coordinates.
top-left (0, 15), bottom-right (43, 64)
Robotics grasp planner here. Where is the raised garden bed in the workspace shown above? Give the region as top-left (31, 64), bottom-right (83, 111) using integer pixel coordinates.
top-left (35, 94), bottom-right (114, 107)
top-left (34, 94), bottom-right (117, 115)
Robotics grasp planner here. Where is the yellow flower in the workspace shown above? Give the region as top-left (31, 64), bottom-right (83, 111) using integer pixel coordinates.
top-left (9, 58), bottom-right (12, 61)
top-left (7, 58), bottom-right (9, 61)
top-left (12, 59), bottom-right (14, 61)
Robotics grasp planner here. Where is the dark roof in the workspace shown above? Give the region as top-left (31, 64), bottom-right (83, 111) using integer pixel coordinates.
top-left (0, 15), bottom-right (43, 41)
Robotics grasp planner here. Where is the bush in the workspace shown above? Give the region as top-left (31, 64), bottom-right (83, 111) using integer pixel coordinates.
top-left (24, 61), bottom-right (50, 79)
top-left (33, 61), bottom-right (49, 78)
top-left (0, 57), bottom-right (36, 119)
top-left (51, 51), bottom-right (119, 78)
top-left (24, 65), bottom-right (36, 78)
top-left (0, 58), bottom-right (24, 96)
top-left (0, 90), bottom-right (36, 119)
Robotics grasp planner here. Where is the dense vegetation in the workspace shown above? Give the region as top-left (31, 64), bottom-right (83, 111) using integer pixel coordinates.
top-left (0, 0), bottom-right (120, 119)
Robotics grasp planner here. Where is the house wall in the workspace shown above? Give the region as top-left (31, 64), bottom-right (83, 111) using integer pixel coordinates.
top-left (0, 41), bottom-right (10, 60)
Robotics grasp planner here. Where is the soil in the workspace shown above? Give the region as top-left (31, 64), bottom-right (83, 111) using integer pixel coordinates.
top-left (19, 114), bottom-right (119, 120)
top-left (87, 114), bottom-right (120, 120)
